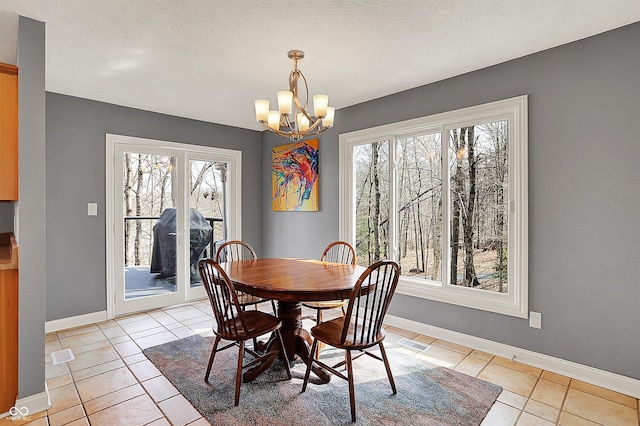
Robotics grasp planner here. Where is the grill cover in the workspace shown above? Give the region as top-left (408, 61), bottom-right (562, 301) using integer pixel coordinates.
top-left (150, 208), bottom-right (213, 278)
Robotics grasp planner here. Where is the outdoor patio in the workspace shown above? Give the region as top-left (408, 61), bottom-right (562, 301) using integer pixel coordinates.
top-left (125, 266), bottom-right (203, 299)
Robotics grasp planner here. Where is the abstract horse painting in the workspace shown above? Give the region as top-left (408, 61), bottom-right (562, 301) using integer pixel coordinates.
top-left (272, 139), bottom-right (319, 211)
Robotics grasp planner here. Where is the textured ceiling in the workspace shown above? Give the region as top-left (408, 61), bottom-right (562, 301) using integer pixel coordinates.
top-left (1, 1), bottom-right (639, 131)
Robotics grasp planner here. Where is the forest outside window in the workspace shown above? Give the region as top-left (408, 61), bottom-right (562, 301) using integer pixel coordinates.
top-left (339, 96), bottom-right (528, 317)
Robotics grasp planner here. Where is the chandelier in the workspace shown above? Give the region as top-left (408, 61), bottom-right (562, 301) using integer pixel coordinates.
top-left (254, 50), bottom-right (335, 141)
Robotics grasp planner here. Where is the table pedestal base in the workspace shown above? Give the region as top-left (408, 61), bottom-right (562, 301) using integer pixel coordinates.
top-left (244, 301), bottom-right (330, 383)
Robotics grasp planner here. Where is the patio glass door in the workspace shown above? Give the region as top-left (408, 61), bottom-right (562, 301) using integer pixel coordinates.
top-left (185, 155), bottom-right (228, 300)
top-left (118, 147), bottom-right (183, 314)
top-left (107, 135), bottom-right (241, 317)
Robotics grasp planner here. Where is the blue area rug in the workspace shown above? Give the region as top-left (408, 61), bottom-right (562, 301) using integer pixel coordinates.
top-left (143, 333), bottom-right (502, 425)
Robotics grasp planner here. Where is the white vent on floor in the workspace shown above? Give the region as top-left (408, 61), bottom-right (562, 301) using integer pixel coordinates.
top-left (397, 338), bottom-right (430, 352)
top-left (50, 348), bottom-right (75, 365)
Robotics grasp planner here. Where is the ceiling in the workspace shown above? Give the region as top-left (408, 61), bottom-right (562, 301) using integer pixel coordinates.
top-left (1, 1), bottom-right (639, 131)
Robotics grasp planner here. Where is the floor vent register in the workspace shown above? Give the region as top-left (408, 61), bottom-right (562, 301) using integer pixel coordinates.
top-left (397, 338), bottom-right (431, 352)
top-left (50, 348), bottom-right (75, 365)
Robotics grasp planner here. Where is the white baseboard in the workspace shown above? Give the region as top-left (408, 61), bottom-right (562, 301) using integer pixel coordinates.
top-left (385, 314), bottom-right (640, 399)
top-left (0, 383), bottom-right (51, 420)
top-left (45, 310), bottom-right (108, 333)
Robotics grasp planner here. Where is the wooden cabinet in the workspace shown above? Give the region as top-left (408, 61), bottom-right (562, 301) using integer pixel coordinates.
top-left (0, 233), bottom-right (18, 413)
top-left (0, 270), bottom-right (18, 413)
top-left (0, 63), bottom-right (18, 201)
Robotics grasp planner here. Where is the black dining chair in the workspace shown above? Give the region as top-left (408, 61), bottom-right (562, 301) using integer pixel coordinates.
top-left (301, 260), bottom-right (400, 422)
top-left (198, 259), bottom-right (291, 406)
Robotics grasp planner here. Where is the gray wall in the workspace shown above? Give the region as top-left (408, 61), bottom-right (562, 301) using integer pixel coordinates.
top-left (262, 22), bottom-right (640, 380)
top-left (45, 93), bottom-right (263, 321)
top-left (17, 16), bottom-right (46, 399)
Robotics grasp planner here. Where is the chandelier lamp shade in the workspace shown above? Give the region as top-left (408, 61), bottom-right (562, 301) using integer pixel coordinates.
top-left (255, 50), bottom-right (335, 141)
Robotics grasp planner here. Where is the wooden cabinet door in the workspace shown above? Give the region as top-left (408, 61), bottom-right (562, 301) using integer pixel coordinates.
top-left (0, 63), bottom-right (18, 201)
top-left (0, 269), bottom-right (18, 413)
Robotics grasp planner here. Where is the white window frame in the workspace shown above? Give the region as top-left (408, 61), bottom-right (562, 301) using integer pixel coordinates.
top-left (339, 96), bottom-right (528, 318)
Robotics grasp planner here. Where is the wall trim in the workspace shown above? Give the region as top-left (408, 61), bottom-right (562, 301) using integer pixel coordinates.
top-left (0, 384), bottom-right (51, 420)
top-left (45, 311), bottom-right (108, 333)
top-left (385, 314), bottom-right (640, 399)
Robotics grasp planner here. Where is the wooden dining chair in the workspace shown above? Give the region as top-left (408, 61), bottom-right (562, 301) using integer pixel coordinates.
top-left (301, 260), bottom-right (400, 422)
top-left (198, 259), bottom-right (291, 406)
top-left (215, 240), bottom-right (277, 315)
top-left (302, 241), bottom-right (355, 358)
top-left (302, 241), bottom-right (356, 325)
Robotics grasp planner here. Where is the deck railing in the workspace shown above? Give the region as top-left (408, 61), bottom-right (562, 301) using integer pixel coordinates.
top-left (123, 216), bottom-right (223, 267)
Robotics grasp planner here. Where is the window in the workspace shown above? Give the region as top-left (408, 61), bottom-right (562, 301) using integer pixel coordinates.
top-left (339, 96), bottom-right (528, 317)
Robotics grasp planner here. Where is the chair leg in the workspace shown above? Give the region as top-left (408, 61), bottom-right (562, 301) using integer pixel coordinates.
top-left (301, 338), bottom-right (319, 393)
top-left (275, 329), bottom-right (292, 379)
top-left (204, 335), bottom-right (221, 382)
top-left (271, 300), bottom-right (277, 316)
top-left (378, 342), bottom-right (396, 394)
top-left (243, 303), bottom-right (259, 351)
top-left (346, 349), bottom-right (356, 422)
top-left (248, 305), bottom-right (259, 351)
top-left (234, 340), bottom-right (245, 406)
top-left (314, 309), bottom-right (323, 359)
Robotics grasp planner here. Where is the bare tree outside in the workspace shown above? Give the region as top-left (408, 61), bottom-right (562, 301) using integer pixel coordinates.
top-left (189, 159), bottom-right (225, 248)
top-left (449, 121), bottom-right (509, 292)
top-left (122, 154), bottom-right (225, 269)
top-left (396, 133), bottom-right (442, 281)
top-left (354, 141), bottom-right (389, 265)
top-left (352, 119), bottom-right (509, 294)
top-left (123, 154), bottom-right (176, 268)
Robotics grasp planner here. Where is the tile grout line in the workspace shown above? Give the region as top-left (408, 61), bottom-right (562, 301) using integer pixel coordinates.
top-left (63, 319), bottom-right (164, 425)
top-left (41, 305), bottom-right (640, 426)
top-left (122, 310), bottom-right (207, 426)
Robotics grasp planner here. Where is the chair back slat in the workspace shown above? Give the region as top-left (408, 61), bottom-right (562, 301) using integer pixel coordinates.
top-left (320, 241), bottom-right (356, 265)
top-left (215, 240), bottom-right (257, 263)
top-left (198, 259), bottom-right (248, 338)
top-left (341, 260), bottom-right (400, 346)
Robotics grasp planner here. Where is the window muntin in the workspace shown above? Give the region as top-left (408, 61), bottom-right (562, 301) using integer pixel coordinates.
top-left (340, 96), bottom-right (527, 317)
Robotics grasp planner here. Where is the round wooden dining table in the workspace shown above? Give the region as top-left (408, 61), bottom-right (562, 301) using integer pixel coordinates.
top-left (220, 257), bottom-right (366, 382)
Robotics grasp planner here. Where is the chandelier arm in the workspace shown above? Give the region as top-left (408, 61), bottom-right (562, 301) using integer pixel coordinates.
top-left (291, 69), bottom-right (313, 121)
top-left (316, 125), bottom-right (329, 136)
top-left (281, 113), bottom-right (294, 132)
top-left (307, 124), bottom-right (329, 137)
top-left (259, 121), bottom-right (329, 142)
top-left (293, 97), bottom-right (314, 122)
top-left (260, 122), bottom-right (297, 138)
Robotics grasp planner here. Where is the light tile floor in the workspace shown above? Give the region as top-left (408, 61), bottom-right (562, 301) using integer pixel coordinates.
top-left (3, 300), bottom-right (638, 426)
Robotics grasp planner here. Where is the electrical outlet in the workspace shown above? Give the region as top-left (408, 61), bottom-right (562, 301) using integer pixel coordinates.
top-left (88, 203), bottom-right (98, 216)
top-left (529, 311), bottom-right (542, 329)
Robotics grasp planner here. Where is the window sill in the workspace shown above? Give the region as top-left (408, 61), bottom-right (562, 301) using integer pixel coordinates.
top-left (396, 277), bottom-right (528, 319)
